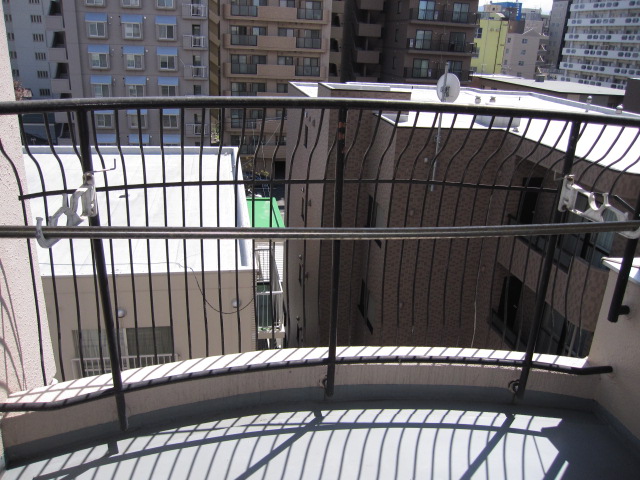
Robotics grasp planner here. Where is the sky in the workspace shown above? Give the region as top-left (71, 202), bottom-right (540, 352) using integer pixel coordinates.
top-left (479, 0), bottom-right (554, 15)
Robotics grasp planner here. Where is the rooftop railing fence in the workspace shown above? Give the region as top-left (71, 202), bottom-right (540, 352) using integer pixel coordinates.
top-left (0, 96), bottom-right (638, 433)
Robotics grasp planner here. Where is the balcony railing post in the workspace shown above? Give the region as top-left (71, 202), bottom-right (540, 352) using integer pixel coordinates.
top-left (607, 193), bottom-right (640, 322)
top-left (515, 120), bottom-right (582, 400)
top-left (325, 107), bottom-right (347, 397)
top-left (76, 108), bottom-right (128, 431)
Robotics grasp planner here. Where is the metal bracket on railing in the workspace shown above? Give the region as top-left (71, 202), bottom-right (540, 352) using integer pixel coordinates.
top-left (558, 175), bottom-right (640, 239)
top-left (35, 172), bottom-right (99, 248)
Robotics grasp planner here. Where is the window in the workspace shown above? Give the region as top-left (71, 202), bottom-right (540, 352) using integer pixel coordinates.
top-left (85, 0), bottom-right (105, 5)
top-left (296, 57), bottom-right (319, 76)
top-left (128, 110), bottom-right (148, 128)
top-left (520, 49), bottom-right (526, 55)
top-left (278, 56), bottom-right (293, 65)
top-left (358, 280), bottom-right (375, 334)
top-left (162, 112), bottom-right (179, 128)
top-left (126, 84), bottom-right (145, 97)
top-left (86, 14), bottom-right (108, 38)
top-left (507, 37), bottom-right (511, 43)
top-left (39, 88), bottom-right (50, 96)
top-left (158, 47), bottom-right (177, 70)
top-left (4, 14), bottom-right (11, 22)
top-left (476, 27), bottom-right (483, 39)
top-left (277, 83), bottom-right (288, 93)
top-left (122, 16), bottom-right (143, 39)
top-left (448, 32), bottom-right (466, 52)
top-left (9, 51), bottom-right (17, 59)
top-left (33, 33), bottom-right (44, 42)
top-left (95, 111), bottom-right (114, 128)
top-left (11, 69), bottom-right (19, 77)
top-left (157, 0), bottom-right (174, 6)
top-left (156, 18), bottom-right (176, 40)
top-left (518, 60), bottom-right (524, 66)
top-left (230, 109), bottom-right (244, 128)
top-left (522, 39), bottom-right (528, 44)
top-left (278, 28), bottom-right (294, 37)
top-left (91, 77), bottom-right (111, 97)
top-left (193, 84), bottom-right (202, 95)
top-left (89, 46), bottom-right (110, 69)
top-left (412, 58), bottom-right (430, 78)
top-left (37, 70), bottom-right (49, 78)
top-left (29, 0), bottom-right (40, 3)
top-left (6, 33), bottom-right (14, 41)
top-left (414, 30), bottom-right (432, 49)
top-left (35, 52), bottom-right (47, 60)
top-left (280, 0), bottom-right (294, 5)
top-left (30, 15), bottom-right (42, 23)
top-left (417, 0), bottom-right (435, 20)
top-left (397, 0), bottom-right (401, 13)
top-left (122, 0), bottom-right (140, 6)
top-left (298, 0), bottom-right (322, 20)
top-left (158, 77), bottom-right (178, 96)
top-left (452, 3), bottom-right (469, 23)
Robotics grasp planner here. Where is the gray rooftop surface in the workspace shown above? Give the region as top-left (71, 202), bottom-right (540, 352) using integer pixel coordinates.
top-left (2, 400), bottom-right (639, 479)
top-left (472, 75), bottom-right (626, 96)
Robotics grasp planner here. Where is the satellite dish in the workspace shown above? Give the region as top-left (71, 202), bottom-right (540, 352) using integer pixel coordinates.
top-left (436, 72), bottom-right (460, 103)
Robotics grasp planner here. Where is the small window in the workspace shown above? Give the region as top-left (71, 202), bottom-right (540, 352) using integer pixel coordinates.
top-left (90, 52), bottom-right (109, 69)
top-left (122, 0), bottom-right (140, 6)
top-left (278, 56), bottom-right (293, 65)
top-left (157, 0), bottom-right (174, 7)
top-left (39, 88), bottom-right (51, 96)
top-left (159, 54), bottom-right (177, 70)
top-left (123, 19), bottom-right (143, 39)
top-left (522, 38), bottom-right (528, 44)
top-left (520, 49), bottom-right (526, 55)
top-left (86, 0), bottom-right (105, 5)
top-left (32, 33), bottom-right (44, 42)
top-left (157, 23), bottom-right (175, 40)
top-left (87, 21), bottom-right (107, 38)
top-left (128, 110), bottom-right (148, 128)
top-left (37, 70), bottom-right (49, 78)
top-left (35, 52), bottom-right (47, 60)
top-left (193, 84), bottom-right (202, 95)
top-left (9, 51), bottom-right (17, 59)
top-left (277, 83), bottom-right (288, 93)
top-left (125, 53), bottom-right (144, 69)
top-left (30, 15), bottom-right (42, 23)
top-left (518, 60), bottom-right (524, 66)
top-left (6, 32), bottom-right (14, 41)
top-left (95, 112), bottom-right (114, 128)
top-left (162, 113), bottom-right (179, 128)
top-left (4, 14), bottom-right (11, 23)
top-left (92, 83), bottom-right (111, 98)
top-left (160, 85), bottom-right (177, 96)
top-left (127, 84), bottom-right (145, 97)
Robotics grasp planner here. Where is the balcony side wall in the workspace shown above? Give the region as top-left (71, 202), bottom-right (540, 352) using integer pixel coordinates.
top-left (0, 6), bottom-right (56, 464)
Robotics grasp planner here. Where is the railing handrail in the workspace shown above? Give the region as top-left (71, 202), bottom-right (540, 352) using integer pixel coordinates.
top-left (1, 96), bottom-right (638, 126)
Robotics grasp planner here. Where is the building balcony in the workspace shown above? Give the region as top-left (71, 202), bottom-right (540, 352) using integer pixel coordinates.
top-left (222, 4), bottom-right (329, 23)
top-left (295, 65), bottom-right (324, 77)
top-left (568, 16), bottom-right (639, 27)
top-left (224, 33), bottom-right (298, 50)
top-left (356, 0), bottom-right (384, 11)
top-left (224, 63), bottom-right (297, 78)
top-left (0, 95), bottom-right (640, 476)
top-left (183, 34), bottom-right (207, 49)
top-left (570, 0), bottom-right (635, 12)
top-left (563, 46), bottom-right (640, 61)
top-left (182, 3), bottom-right (207, 18)
top-left (408, 38), bottom-right (475, 54)
top-left (51, 77), bottom-right (71, 93)
top-left (560, 61), bottom-right (640, 78)
top-left (184, 65), bottom-right (208, 78)
top-left (410, 7), bottom-right (478, 25)
top-left (47, 46), bottom-right (67, 63)
top-left (564, 32), bottom-right (640, 44)
top-left (357, 21), bottom-right (382, 37)
top-left (332, 0), bottom-right (345, 14)
top-left (45, 14), bottom-right (64, 30)
top-left (356, 49), bottom-right (380, 64)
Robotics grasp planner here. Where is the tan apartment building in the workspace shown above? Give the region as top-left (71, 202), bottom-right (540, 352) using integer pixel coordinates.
top-left (284, 81), bottom-right (639, 356)
top-left (25, 146), bottom-right (257, 380)
top-left (381, 0), bottom-right (478, 83)
top-left (501, 20), bottom-right (549, 79)
top-left (219, 0), bottom-right (332, 177)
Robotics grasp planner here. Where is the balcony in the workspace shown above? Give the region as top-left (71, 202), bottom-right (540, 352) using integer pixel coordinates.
top-left (356, 0), bottom-right (384, 10)
top-left (411, 7), bottom-right (478, 25)
top-left (297, 8), bottom-right (323, 20)
top-left (224, 33), bottom-right (297, 50)
top-left (1, 95), bottom-right (640, 475)
top-left (356, 49), bottom-right (380, 64)
top-left (183, 34), bottom-right (207, 49)
top-left (182, 3), bottom-right (207, 18)
top-left (357, 21), bottom-right (382, 37)
top-left (224, 63), bottom-right (296, 79)
top-left (222, 4), bottom-right (329, 23)
top-left (296, 37), bottom-right (322, 49)
top-left (185, 65), bottom-right (208, 78)
top-left (295, 65), bottom-right (321, 76)
top-left (408, 38), bottom-right (475, 54)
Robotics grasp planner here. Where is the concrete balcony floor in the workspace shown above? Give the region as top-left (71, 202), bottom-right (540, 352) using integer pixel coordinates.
top-left (3, 399), bottom-right (640, 479)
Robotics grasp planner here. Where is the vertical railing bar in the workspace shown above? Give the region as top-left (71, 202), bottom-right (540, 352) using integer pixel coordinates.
top-left (325, 106), bottom-right (346, 397)
top-left (515, 120), bottom-right (581, 400)
top-left (607, 194), bottom-right (640, 323)
top-left (197, 107), bottom-right (209, 357)
top-left (216, 109), bottom-right (225, 355)
top-left (158, 109), bottom-right (176, 360)
top-left (76, 108), bottom-right (127, 430)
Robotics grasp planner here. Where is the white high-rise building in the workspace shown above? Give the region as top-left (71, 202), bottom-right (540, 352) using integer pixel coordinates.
top-left (560, 0), bottom-right (640, 90)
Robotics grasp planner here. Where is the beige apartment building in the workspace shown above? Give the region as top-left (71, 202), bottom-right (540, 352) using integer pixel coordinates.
top-left (284, 81), bottom-right (639, 356)
top-left (501, 20), bottom-right (549, 79)
top-left (25, 146), bottom-right (257, 380)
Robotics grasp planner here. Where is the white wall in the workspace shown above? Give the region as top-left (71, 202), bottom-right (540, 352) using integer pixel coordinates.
top-left (0, 4), bottom-right (56, 463)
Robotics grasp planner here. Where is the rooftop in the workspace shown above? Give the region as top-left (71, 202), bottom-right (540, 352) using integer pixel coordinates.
top-left (472, 74), bottom-right (626, 96)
